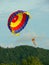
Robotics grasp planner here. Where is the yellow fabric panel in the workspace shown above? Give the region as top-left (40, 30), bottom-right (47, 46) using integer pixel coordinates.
top-left (25, 12), bottom-right (31, 18)
top-left (25, 12), bottom-right (30, 15)
top-left (11, 31), bottom-right (20, 36)
top-left (12, 33), bottom-right (20, 36)
top-left (10, 13), bottom-right (23, 27)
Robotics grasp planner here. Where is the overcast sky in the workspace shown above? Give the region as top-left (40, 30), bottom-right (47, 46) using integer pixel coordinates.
top-left (0, 0), bottom-right (49, 49)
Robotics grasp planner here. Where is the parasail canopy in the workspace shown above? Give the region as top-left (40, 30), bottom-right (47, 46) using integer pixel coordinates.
top-left (8, 10), bottom-right (30, 35)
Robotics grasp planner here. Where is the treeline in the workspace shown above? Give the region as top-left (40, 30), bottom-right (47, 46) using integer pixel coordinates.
top-left (0, 45), bottom-right (49, 65)
top-left (0, 56), bottom-right (43, 65)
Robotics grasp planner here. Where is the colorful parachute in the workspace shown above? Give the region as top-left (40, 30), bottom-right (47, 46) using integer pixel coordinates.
top-left (8, 10), bottom-right (30, 35)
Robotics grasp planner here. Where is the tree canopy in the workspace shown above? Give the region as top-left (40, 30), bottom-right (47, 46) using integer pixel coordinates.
top-left (0, 45), bottom-right (49, 65)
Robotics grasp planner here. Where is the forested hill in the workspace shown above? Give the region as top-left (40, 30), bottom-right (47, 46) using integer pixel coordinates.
top-left (0, 45), bottom-right (49, 65)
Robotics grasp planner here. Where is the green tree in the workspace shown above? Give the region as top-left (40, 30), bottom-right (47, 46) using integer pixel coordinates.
top-left (22, 59), bottom-right (27, 65)
top-left (30, 56), bottom-right (43, 65)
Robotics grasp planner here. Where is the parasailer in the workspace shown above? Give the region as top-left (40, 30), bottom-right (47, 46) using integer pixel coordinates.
top-left (7, 10), bottom-right (30, 36)
top-left (32, 38), bottom-right (37, 46)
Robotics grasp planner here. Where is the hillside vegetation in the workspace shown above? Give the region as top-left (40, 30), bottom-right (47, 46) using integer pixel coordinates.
top-left (0, 45), bottom-right (49, 65)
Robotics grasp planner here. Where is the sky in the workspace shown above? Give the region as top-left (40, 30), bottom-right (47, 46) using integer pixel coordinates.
top-left (0, 0), bottom-right (49, 49)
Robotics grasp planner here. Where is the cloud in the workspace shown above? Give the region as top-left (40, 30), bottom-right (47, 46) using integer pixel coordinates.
top-left (0, 32), bottom-right (48, 48)
top-left (0, 0), bottom-right (46, 14)
top-left (14, 32), bottom-right (37, 46)
top-left (0, 32), bottom-right (38, 48)
top-left (43, 39), bottom-right (49, 49)
top-left (16, 32), bottom-right (45, 43)
top-left (45, 0), bottom-right (49, 4)
top-left (0, 43), bottom-right (16, 48)
top-left (0, 0), bottom-right (49, 20)
top-left (0, 0), bottom-right (49, 49)
top-left (15, 32), bottom-right (47, 48)
top-left (40, 5), bottom-right (49, 12)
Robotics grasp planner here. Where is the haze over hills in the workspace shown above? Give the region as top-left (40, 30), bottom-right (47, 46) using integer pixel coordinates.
top-left (0, 45), bottom-right (49, 65)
